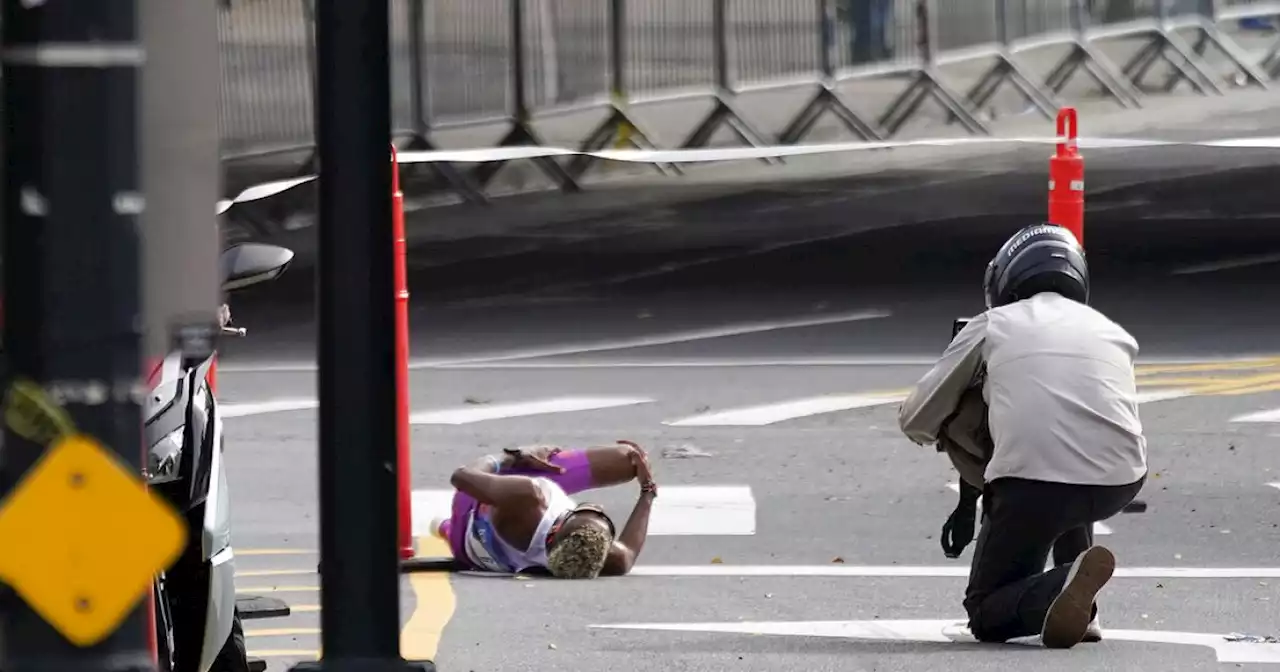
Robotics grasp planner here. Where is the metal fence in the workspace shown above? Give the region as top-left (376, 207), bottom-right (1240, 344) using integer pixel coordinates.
top-left (219, 0), bottom-right (1280, 202)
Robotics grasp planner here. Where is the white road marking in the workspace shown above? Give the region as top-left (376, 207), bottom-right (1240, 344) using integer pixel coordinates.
top-left (589, 619), bottom-right (1280, 663)
top-left (1268, 483), bottom-right (1279, 491)
top-left (219, 399), bottom-right (320, 418)
top-left (664, 393), bottom-right (907, 426)
top-left (409, 396), bottom-right (652, 425)
top-left (432, 357), bottom-right (938, 370)
top-left (1133, 388), bottom-right (1194, 404)
top-left (1171, 251), bottom-right (1280, 275)
top-left (411, 485), bottom-right (755, 537)
top-left (218, 353), bottom-right (1280, 374)
top-left (217, 310), bottom-right (891, 373)
top-left (622, 565), bottom-right (1280, 578)
top-left (417, 309), bottom-right (892, 366)
top-left (945, 482), bottom-right (1113, 535)
top-left (1231, 408), bottom-right (1280, 423)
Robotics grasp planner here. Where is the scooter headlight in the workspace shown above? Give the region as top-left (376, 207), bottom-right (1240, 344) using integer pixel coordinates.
top-left (146, 428), bottom-right (184, 484)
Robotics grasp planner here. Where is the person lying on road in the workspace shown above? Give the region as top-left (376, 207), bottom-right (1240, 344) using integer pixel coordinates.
top-left (430, 440), bottom-right (658, 579)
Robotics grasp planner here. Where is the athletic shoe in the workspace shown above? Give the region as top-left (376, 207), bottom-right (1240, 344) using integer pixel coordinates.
top-left (1042, 545), bottom-right (1116, 649)
top-left (428, 516), bottom-right (448, 540)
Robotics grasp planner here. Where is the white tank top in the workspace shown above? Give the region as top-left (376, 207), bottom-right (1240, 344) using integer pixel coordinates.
top-left (463, 477), bottom-right (577, 573)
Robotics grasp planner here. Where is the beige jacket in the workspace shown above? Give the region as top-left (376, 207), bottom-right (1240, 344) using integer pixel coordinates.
top-left (937, 383), bottom-right (993, 490)
top-left (899, 292), bottom-right (1148, 487)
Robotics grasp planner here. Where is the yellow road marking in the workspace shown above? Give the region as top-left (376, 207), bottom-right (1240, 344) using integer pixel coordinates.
top-left (245, 627), bottom-right (320, 638)
top-left (1172, 372), bottom-right (1280, 395)
top-left (235, 586), bottom-right (317, 594)
top-left (400, 536), bottom-right (456, 661)
top-left (1137, 376), bottom-right (1260, 386)
top-left (1136, 358), bottom-right (1280, 376)
top-left (247, 650), bottom-right (319, 659)
top-left (1205, 378), bottom-right (1280, 396)
top-left (236, 569), bottom-right (315, 578)
top-left (238, 549), bottom-right (316, 556)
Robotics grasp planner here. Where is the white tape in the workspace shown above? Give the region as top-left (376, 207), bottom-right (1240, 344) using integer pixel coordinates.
top-left (214, 133), bottom-right (1280, 215)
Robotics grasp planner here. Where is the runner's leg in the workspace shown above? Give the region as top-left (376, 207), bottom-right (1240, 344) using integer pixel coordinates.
top-left (502, 450), bottom-right (599, 495)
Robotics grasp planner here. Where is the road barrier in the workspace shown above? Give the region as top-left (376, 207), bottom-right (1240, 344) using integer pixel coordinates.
top-left (217, 0), bottom-right (1280, 203)
top-left (392, 147), bottom-right (416, 561)
top-left (215, 126), bottom-right (1280, 215)
top-left (1048, 107), bottom-right (1086, 245)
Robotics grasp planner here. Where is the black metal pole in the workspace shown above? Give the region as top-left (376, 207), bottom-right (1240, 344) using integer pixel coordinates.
top-left (712, 0), bottom-right (730, 92)
top-left (509, 0), bottom-right (529, 122)
top-left (407, 0), bottom-right (430, 136)
top-left (296, 1), bottom-right (434, 671)
top-left (1, 2), bottom-right (152, 672)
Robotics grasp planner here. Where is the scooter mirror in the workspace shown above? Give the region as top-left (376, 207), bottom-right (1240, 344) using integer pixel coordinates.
top-left (220, 243), bottom-right (294, 292)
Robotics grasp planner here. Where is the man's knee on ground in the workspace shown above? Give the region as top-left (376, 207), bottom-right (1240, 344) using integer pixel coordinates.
top-left (963, 597), bottom-right (1006, 643)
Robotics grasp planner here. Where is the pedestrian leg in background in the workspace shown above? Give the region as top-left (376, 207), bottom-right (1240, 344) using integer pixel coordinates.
top-left (962, 476), bottom-right (1144, 647)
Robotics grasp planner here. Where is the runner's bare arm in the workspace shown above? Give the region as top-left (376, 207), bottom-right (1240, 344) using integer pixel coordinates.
top-left (600, 489), bottom-right (656, 576)
top-left (450, 458), bottom-right (540, 508)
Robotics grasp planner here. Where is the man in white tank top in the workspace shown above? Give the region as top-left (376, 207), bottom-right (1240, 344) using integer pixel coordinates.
top-left (434, 441), bottom-right (659, 579)
top-left (898, 224), bottom-right (1147, 650)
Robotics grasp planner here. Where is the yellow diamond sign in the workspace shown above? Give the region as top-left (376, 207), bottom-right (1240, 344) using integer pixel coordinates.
top-left (0, 434), bottom-right (186, 646)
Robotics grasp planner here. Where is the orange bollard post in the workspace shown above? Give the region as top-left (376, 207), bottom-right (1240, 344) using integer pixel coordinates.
top-left (392, 145), bottom-right (416, 560)
top-left (1048, 106), bottom-right (1085, 247)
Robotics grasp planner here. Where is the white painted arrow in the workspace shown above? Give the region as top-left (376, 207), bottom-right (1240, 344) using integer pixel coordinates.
top-left (590, 619), bottom-right (1280, 663)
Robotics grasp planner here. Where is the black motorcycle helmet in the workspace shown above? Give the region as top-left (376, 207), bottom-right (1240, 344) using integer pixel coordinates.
top-left (982, 223), bottom-right (1089, 309)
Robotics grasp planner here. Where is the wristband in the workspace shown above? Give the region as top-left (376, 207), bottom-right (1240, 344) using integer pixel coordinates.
top-left (640, 481), bottom-right (658, 496)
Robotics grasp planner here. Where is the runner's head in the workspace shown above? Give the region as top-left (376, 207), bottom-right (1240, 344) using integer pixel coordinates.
top-left (545, 505), bottom-right (616, 579)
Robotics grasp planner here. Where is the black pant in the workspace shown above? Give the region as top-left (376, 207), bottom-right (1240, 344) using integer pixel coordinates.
top-left (964, 475), bottom-right (1146, 643)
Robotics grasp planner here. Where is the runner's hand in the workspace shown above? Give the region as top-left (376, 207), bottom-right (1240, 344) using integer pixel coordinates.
top-left (508, 445), bottom-right (565, 473)
top-left (625, 442), bottom-right (656, 492)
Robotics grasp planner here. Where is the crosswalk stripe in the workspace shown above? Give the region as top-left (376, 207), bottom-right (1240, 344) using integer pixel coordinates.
top-left (944, 483), bottom-right (1112, 535)
top-left (411, 485), bottom-right (755, 537)
top-left (410, 396), bottom-right (653, 425)
top-left (664, 393), bottom-right (908, 427)
top-left (223, 381), bottom-right (1261, 428)
top-left (662, 386), bottom-right (1191, 428)
top-left (1230, 408), bottom-right (1280, 423)
top-left (221, 399), bottom-right (319, 418)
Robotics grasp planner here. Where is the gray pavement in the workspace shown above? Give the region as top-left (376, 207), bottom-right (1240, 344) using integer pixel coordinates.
top-left (224, 361), bottom-right (1280, 669)
top-left (215, 137), bottom-right (1280, 669)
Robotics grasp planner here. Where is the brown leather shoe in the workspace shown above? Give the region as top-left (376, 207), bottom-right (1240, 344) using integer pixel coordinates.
top-left (1043, 546), bottom-right (1116, 649)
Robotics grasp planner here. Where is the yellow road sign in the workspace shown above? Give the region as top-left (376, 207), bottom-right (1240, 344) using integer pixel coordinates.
top-left (0, 434), bottom-right (186, 646)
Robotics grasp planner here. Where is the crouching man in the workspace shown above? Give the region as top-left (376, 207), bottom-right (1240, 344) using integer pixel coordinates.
top-left (898, 223), bottom-right (1147, 649)
top-left (431, 440), bottom-right (657, 579)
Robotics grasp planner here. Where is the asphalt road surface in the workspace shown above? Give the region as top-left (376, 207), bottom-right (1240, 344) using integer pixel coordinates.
top-left (217, 137), bottom-right (1280, 670)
